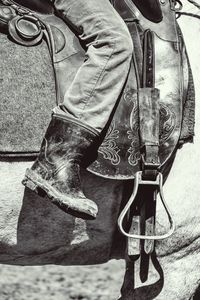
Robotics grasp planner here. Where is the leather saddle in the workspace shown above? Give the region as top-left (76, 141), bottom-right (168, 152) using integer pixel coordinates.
top-left (0, 0), bottom-right (193, 178)
top-left (0, 0), bottom-right (195, 261)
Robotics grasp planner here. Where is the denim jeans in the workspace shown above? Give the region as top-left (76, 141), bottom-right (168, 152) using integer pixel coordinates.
top-left (53, 0), bottom-right (133, 132)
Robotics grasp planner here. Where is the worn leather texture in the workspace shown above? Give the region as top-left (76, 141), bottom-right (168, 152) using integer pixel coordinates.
top-left (89, 0), bottom-right (195, 179)
top-left (0, 0), bottom-right (195, 176)
top-left (22, 110), bottom-right (100, 220)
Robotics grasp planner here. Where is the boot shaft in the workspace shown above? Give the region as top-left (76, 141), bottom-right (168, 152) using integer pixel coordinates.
top-left (37, 109), bottom-right (100, 168)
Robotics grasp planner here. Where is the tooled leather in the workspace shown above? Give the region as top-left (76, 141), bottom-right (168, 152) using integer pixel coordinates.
top-left (89, 0), bottom-right (184, 178)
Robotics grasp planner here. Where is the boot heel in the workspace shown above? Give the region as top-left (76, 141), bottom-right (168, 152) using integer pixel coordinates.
top-left (22, 174), bottom-right (37, 189)
top-left (22, 170), bottom-right (46, 197)
top-left (22, 177), bottom-right (36, 190)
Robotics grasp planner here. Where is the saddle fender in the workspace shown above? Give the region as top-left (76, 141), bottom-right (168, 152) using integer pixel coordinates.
top-left (88, 0), bottom-right (188, 180)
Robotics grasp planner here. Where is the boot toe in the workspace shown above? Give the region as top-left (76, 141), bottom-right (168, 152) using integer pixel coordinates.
top-left (22, 168), bottom-right (98, 220)
top-left (58, 196), bottom-right (98, 220)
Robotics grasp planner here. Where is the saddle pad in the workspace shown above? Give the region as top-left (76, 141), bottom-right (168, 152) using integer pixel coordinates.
top-left (0, 33), bottom-right (56, 155)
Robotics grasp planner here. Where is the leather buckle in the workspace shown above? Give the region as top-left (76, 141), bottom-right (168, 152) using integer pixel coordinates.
top-left (141, 153), bottom-right (160, 170)
top-left (141, 144), bottom-right (160, 180)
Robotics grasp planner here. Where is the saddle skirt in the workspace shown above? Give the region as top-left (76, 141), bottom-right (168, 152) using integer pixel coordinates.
top-left (89, 0), bottom-right (195, 179)
top-left (0, 0), bottom-right (195, 181)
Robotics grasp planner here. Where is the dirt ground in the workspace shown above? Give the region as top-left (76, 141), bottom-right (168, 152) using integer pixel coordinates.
top-left (0, 261), bottom-right (125, 300)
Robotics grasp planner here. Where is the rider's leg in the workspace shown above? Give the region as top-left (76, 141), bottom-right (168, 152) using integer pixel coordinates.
top-left (22, 0), bottom-right (133, 219)
top-left (52, 0), bottom-right (162, 131)
top-left (54, 0), bottom-right (134, 132)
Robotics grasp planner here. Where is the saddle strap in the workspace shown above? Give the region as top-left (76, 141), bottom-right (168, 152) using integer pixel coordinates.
top-left (118, 28), bottom-right (175, 256)
top-left (139, 30), bottom-right (160, 180)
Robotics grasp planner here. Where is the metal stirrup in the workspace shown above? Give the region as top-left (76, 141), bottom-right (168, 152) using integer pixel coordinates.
top-left (118, 171), bottom-right (175, 240)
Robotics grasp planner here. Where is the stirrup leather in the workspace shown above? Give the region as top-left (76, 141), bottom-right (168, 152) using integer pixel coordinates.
top-left (118, 29), bottom-right (176, 255)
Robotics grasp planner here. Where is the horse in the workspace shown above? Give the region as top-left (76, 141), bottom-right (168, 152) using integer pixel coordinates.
top-left (0, 0), bottom-right (199, 299)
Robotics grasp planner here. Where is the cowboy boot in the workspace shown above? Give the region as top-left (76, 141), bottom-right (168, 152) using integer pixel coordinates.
top-left (22, 108), bottom-right (100, 220)
top-left (132, 0), bottom-right (163, 23)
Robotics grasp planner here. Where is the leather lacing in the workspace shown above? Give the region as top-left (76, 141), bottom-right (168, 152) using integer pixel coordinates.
top-left (176, 0), bottom-right (200, 20)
